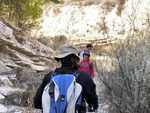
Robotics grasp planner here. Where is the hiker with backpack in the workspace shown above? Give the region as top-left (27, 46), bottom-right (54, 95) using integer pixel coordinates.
top-left (79, 50), bottom-right (94, 78)
top-left (34, 44), bottom-right (98, 113)
top-left (79, 44), bottom-right (93, 61)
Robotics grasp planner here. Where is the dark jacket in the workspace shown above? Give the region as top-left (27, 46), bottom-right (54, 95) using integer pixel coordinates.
top-left (34, 65), bottom-right (98, 111)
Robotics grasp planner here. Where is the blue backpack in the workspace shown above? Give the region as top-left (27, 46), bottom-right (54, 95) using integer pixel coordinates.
top-left (42, 69), bottom-right (82, 113)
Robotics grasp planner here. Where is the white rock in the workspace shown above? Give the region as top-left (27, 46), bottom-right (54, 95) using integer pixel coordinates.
top-left (0, 21), bottom-right (13, 39)
top-left (0, 104), bottom-right (8, 112)
top-left (0, 86), bottom-right (25, 96)
top-left (0, 61), bottom-right (11, 73)
top-left (0, 76), bottom-right (13, 87)
top-left (30, 0), bottom-right (150, 47)
top-left (0, 94), bottom-right (5, 99)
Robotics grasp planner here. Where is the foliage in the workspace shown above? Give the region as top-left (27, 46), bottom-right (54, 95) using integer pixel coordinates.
top-left (0, 0), bottom-right (63, 29)
top-left (0, 0), bottom-right (42, 28)
top-left (52, 0), bottom-right (64, 4)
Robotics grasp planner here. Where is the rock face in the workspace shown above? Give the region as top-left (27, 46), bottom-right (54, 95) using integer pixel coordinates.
top-left (0, 17), bottom-right (54, 112)
top-left (31, 0), bottom-right (150, 49)
top-left (31, 0), bottom-right (124, 39)
top-left (0, 17), bottom-right (54, 73)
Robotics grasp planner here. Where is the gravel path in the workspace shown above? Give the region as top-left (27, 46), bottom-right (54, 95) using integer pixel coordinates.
top-left (93, 72), bottom-right (110, 113)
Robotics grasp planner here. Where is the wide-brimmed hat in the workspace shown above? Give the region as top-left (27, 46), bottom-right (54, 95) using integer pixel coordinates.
top-left (55, 44), bottom-right (80, 61)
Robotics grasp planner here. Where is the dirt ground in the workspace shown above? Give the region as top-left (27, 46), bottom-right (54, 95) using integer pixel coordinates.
top-left (93, 72), bottom-right (110, 113)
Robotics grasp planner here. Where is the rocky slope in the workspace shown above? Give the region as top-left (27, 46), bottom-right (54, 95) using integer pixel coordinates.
top-left (0, 17), bottom-right (54, 112)
top-left (0, 17), bottom-right (54, 72)
top-left (31, 0), bottom-right (150, 49)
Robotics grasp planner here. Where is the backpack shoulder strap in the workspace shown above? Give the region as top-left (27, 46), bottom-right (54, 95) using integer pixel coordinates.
top-left (89, 59), bottom-right (92, 70)
top-left (51, 69), bottom-right (57, 79)
top-left (89, 59), bottom-right (92, 65)
top-left (73, 70), bottom-right (80, 80)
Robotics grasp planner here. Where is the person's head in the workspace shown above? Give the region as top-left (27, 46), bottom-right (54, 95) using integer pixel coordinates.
top-left (86, 44), bottom-right (93, 51)
top-left (54, 44), bottom-right (80, 70)
top-left (83, 50), bottom-right (90, 60)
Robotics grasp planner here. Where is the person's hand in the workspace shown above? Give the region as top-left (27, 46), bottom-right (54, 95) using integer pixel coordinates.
top-left (88, 103), bottom-right (98, 112)
top-left (88, 106), bottom-right (94, 112)
top-left (88, 104), bottom-right (97, 112)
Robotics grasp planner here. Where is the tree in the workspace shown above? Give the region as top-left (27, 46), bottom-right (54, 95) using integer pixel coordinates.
top-left (0, 0), bottom-right (46, 28)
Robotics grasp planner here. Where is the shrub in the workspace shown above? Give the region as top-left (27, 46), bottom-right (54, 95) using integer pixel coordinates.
top-left (96, 23), bottom-right (150, 113)
top-left (97, 36), bottom-right (150, 113)
top-left (38, 35), bottom-right (67, 50)
top-left (95, 0), bottom-right (150, 112)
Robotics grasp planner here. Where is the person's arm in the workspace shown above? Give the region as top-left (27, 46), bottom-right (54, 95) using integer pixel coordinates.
top-left (79, 50), bottom-right (84, 61)
top-left (90, 61), bottom-right (94, 78)
top-left (34, 72), bottom-right (51, 109)
top-left (84, 73), bottom-right (98, 110)
top-left (86, 81), bottom-right (98, 111)
top-left (77, 71), bottom-right (98, 111)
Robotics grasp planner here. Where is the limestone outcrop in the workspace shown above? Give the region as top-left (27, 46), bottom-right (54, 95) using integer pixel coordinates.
top-left (31, 0), bottom-right (149, 49)
top-left (0, 17), bottom-right (54, 112)
top-left (0, 17), bottom-right (54, 73)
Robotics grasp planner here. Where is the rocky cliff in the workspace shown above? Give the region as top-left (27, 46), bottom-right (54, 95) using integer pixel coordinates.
top-left (0, 17), bottom-right (54, 73)
top-left (31, 0), bottom-right (150, 49)
top-left (0, 17), bottom-right (54, 112)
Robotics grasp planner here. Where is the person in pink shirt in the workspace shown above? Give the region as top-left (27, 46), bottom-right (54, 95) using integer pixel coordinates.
top-left (79, 50), bottom-right (94, 78)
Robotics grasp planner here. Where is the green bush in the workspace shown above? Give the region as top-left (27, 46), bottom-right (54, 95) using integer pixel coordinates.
top-left (0, 0), bottom-right (44, 28)
top-left (0, 0), bottom-right (63, 29)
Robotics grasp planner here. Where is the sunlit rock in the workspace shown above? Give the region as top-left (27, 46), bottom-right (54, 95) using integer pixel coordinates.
top-left (0, 86), bottom-right (25, 96)
top-left (0, 61), bottom-right (11, 73)
top-left (0, 104), bottom-right (8, 112)
top-left (0, 18), bottom-right (54, 72)
top-left (0, 76), bottom-right (13, 87)
top-left (31, 0), bottom-right (150, 48)
top-left (0, 21), bottom-right (13, 39)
